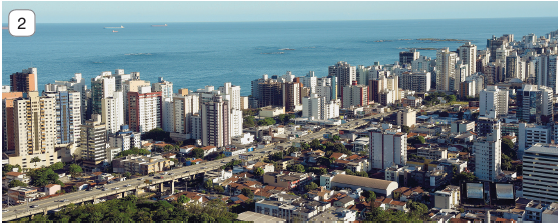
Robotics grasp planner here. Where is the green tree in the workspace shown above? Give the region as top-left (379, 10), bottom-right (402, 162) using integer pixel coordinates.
top-left (452, 172), bottom-right (478, 185)
top-left (304, 182), bottom-right (318, 191)
top-left (361, 190), bottom-right (376, 202)
top-left (310, 139), bottom-right (321, 149)
top-left (243, 116), bottom-right (256, 128)
top-left (288, 164), bottom-right (305, 173)
top-left (69, 164), bottom-right (83, 176)
top-left (123, 172), bottom-right (132, 178)
top-left (193, 148), bottom-right (204, 159)
top-left (257, 117), bottom-right (276, 126)
top-left (178, 195), bottom-right (190, 204)
top-left (214, 185), bottom-right (225, 193)
top-left (8, 179), bottom-right (27, 188)
top-left (502, 153), bottom-right (513, 171)
top-left (501, 138), bottom-right (516, 159)
top-left (401, 125), bottom-right (410, 133)
top-left (254, 167), bottom-right (264, 176)
top-left (204, 179), bottom-right (214, 190)
top-left (241, 188), bottom-right (254, 199)
top-left (31, 157), bottom-right (41, 169)
top-left (408, 136), bottom-right (426, 145)
top-left (332, 135), bottom-right (340, 141)
top-left (50, 162), bottom-right (65, 171)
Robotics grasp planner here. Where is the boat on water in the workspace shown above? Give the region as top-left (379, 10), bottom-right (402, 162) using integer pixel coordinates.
top-left (152, 24), bottom-right (167, 27)
top-left (1, 27), bottom-right (8, 30)
top-left (112, 30), bottom-right (118, 33)
top-left (104, 25), bottom-right (124, 29)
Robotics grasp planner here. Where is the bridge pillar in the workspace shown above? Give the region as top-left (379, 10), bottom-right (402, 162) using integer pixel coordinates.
top-left (171, 179), bottom-right (175, 194)
top-left (43, 209), bottom-right (47, 215)
top-left (160, 182), bottom-right (164, 192)
top-left (135, 187), bottom-right (139, 196)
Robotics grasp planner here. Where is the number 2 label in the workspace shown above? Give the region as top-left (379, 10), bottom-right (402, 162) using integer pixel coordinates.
top-left (9, 9), bottom-right (35, 37)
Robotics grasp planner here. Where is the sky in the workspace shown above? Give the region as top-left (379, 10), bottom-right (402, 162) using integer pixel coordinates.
top-left (2, 1), bottom-right (558, 23)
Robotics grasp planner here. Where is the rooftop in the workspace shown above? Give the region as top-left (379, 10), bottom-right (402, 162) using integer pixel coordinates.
top-left (237, 211), bottom-right (286, 223)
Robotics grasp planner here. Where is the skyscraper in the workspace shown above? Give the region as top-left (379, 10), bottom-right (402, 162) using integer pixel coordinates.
top-left (459, 42), bottom-right (477, 75)
top-left (399, 49), bottom-right (420, 65)
top-left (10, 68), bottom-right (38, 93)
top-left (90, 72), bottom-right (116, 118)
top-left (329, 61), bottom-right (356, 97)
top-left (43, 84), bottom-right (82, 144)
top-left (369, 127), bottom-right (407, 170)
top-left (516, 84), bottom-right (553, 122)
top-left (81, 114), bottom-right (108, 172)
top-left (341, 81), bottom-right (368, 109)
top-left (282, 82), bottom-right (302, 112)
top-left (152, 77), bottom-right (174, 99)
top-left (2, 92), bottom-right (23, 152)
top-left (522, 143), bottom-right (558, 204)
top-left (101, 91), bottom-right (124, 134)
top-left (479, 86), bottom-right (509, 117)
top-left (474, 121), bottom-right (502, 181)
top-left (435, 48), bottom-right (457, 91)
top-left (127, 86), bottom-right (162, 133)
top-left (201, 95), bottom-right (230, 147)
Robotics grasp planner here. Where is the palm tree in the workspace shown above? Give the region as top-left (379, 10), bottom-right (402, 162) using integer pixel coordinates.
top-left (31, 157), bottom-right (41, 169)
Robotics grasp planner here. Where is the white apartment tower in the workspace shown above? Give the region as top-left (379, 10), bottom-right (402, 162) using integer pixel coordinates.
top-left (329, 61), bottom-right (356, 97)
top-left (522, 143), bottom-right (558, 204)
top-left (101, 91), bottom-right (124, 134)
top-left (474, 121), bottom-right (502, 181)
top-left (302, 94), bottom-right (339, 121)
top-left (369, 127), bottom-right (407, 170)
top-left (201, 95), bottom-right (230, 147)
top-left (91, 72), bottom-right (116, 116)
top-left (127, 86), bottom-right (162, 133)
top-left (301, 71), bottom-right (318, 94)
top-left (173, 94), bottom-right (199, 138)
top-left (42, 84), bottom-right (82, 144)
top-left (12, 92), bottom-right (59, 168)
top-left (518, 123), bottom-right (552, 160)
top-left (459, 42), bottom-right (477, 75)
top-left (436, 48), bottom-right (457, 91)
top-left (479, 86), bottom-right (509, 117)
top-left (341, 82), bottom-right (368, 109)
top-left (152, 77), bottom-right (174, 99)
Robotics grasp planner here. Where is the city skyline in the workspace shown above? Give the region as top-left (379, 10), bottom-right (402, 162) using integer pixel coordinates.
top-left (2, 1), bottom-right (558, 23)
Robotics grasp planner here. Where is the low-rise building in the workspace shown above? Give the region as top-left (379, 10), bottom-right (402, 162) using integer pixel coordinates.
top-left (334, 196), bottom-right (355, 208)
top-left (417, 146), bottom-right (448, 160)
top-left (323, 174), bottom-right (398, 198)
top-left (2, 172), bottom-right (30, 188)
top-left (255, 194), bottom-right (331, 222)
top-left (232, 133), bottom-right (255, 145)
top-left (434, 185), bottom-right (460, 209)
top-left (112, 155), bottom-right (171, 175)
top-left (263, 172), bottom-right (315, 190)
top-left (7, 186), bottom-right (45, 204)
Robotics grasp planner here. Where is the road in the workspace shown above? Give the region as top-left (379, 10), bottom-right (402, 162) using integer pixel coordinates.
top-left (2, 104), bottom-right (450, 221)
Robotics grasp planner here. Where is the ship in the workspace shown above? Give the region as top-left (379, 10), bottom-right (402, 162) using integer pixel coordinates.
top-left (104, 25), bottom-right (124, 29)
top-left (151, 24), bottom-right (167, 27)
top-left (2, 27), bottom-right (8, 30)
top-left (112, 30), bottom-right (118, 33)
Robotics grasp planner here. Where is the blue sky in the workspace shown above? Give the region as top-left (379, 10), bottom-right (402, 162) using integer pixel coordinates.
top-left (2, 1), bottom-right (558, 23)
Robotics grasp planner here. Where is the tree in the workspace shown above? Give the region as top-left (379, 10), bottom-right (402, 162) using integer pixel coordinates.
top-left (361, 190), bottom-right (376, 202)
top-left (332, 135), bottom-right (340, 141)
top-left (241, 188), bottom-right (254, 199)
top-left (304, 182), bottom-right (318, 191)
top-left (254, 167), bottom-right (264, 176)
top-left (193, 148), bottom-right (204, 159)
top-left (452, 172), bottom-right (478, 185)
top-left (204, 179), bottom-right (214, 190)
top-left (257, 117), bottom-right (276, 126)
top-left (501, 138), bottom-right (516, 159)
top-left (178, 195), bottom-right (190, 204)
top-left (243, 116), bottom-right (256, 128)
top-left (501, 153), bottom-right (513, 171)
top-left (288, 164), bottom-right (305, 173)
top-left (69, 164), bottom-right (83, 176)
top-left (8, 179), bottom-right (27, 188)
top-left (50, 162), bottom-right (65, 171)
top-left (31, 157), bottom-right (41, 169)
top-left (214, 185), bottom-right (225, 193)
top-left (408, 136), bottom-right (426, 145)
top-left (401, 125), bottom-right (410, 133)
top-left (123, 172), bottom-right (132, 178)
top-left (310, 139), bottom-right (321, 149)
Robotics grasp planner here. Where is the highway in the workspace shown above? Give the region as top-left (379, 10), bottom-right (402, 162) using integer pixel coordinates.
top-left (2, 104), bottom-right (450, 221)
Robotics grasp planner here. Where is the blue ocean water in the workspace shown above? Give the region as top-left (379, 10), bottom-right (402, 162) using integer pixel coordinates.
top-left (2, 18), bottom-right (557, 95)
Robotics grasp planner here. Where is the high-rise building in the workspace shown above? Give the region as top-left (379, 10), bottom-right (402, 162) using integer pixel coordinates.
top-left (522, 143), bottom-right (558, 204)
top-left (369, 127), bottom-right (407, 170)
top-left (152, 77), bottom-right (173, 99)
top-left (10, 68), bottom-right (38, 93)
top-left (536, 54), bottom-right (557, 93)
top-left (397, 108), bottom-right (416, 127)
top-left (505, 52), bottom-right (525, 80)
top-left (172, 94), bottom-right (199, 139)
top-left (2, 92), bottom-right (23, 152)
top-left (201, 95), bottom-right (230, 147)
top-left (401, 72), bottom-right (431, 93)
top-left (458, 80), bottom-right (475, 99)
top-left (518, 123), bottom-right (552, 159)
top-left (219, 82), bottom-right (241, 111)
top-left (399, 49), bottom-right (420, 65)
top-left (112, 69), bottom-right (132, 91)
top-left (90, 72), bottom-right (116, 118)
top-left (459, 42), bottom-right (477, 75)
top-left (302, 94), bottom-right (339, 121)
top-left (329, 61), bottom-right (356, 97)
top-left (81, 114), bottom-right (107, 172)
top-left (341, 81), bottom-right (368, 108)
top-left (487, 36), bottom-right (506, 62)
top-left (122, 79), bottom-right (150, 124)
top-left (479, 86), bottom-right (509, 117)
top-left (356, 66), bottom-right (371, 86)
top-left (161, 97), bottom-right (174, 133)
top-left (109, 125), bottom-right (141, 152)
top-left (12, 92), bottom-right (58, 168)
top-left (43, 84), bottom-right (82, 144)
top-left (127, 86), bottom-right (162, 133)
top-left (516, 84), bottom-right (553, 123)
top-left (55, 73), bottom-right (87, 121)
top-left (411, 56), bottom-right (433, 73)
top-left (101, 91), bottom-right (124, 134)
top-left (317, 76), bottom-right (335, 102)
top-left (282, 82), bottom-right (302, 112)
top-left (474, 121), bottom-right (501, 181)
top-left (436, 48), bottom-right (458, 91)
top-left (256, 79), bottom-right (283, 108)
top-left (301, 71), bottom-right (318, 94)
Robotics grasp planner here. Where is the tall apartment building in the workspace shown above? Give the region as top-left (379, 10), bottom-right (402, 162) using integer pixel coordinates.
top-left (411, 56), bottom-right (434, 73)
top-left (536, 54), bottom-right (557, 93)
top-left (122, 79), bottom-right (151, 124)
top-left (522, 143), bottom-right (558, 204)
top-left (43, 84), bottom-right (82, 144)
top-left (316, 76), bottom-right (335, 102)
top-left (55, 73), bottom-right (87, 120)
top-left (436, 48), bottom-right (458, 91)
top-left (516, 84), bottom-right (553, 122)
top-left (329, 61), bottom-right (356, 97)
top-left (483, 63), bottom-right (504, 85)
top-left (219, 82), bottom-right (241, 110)
top-left (81, 114), bottom-right (108, 172)
top-left (474, 121), bottom-right (502, 181)
top-left (479, 86), bottom-right (509, 117)
top-left (341, 82), bottom-right (368, 109)
top-left (2, 92), bottom-right (23, 152)
top-left (152, 77), bottom-right (174, 99)
top-left (505, 52), bottom-right (525, 80)
top-left (161, 97), bottom-right (174, 133)
top-left (518, 123), bottom-right (552, 159)
top-left (397, 108), bottom-right (416, 127)
top-left (302, 94), bottom-right (339, 121)
top-left (109, 125), bottom-right (141, 152)
top-left (356, 65), bottom-right (372, 86)
top-left (401, 72), bottom-right (431, 93)
top-left (459, 42), bottom-right (477, 75)
top-left (487, 36), bottom-right (507, 62)
top-left (399, 49), bottom-right (420, 65)
top-left (201, 95), bottom-right (230, 147)
top-left (256, 79), bottom-right (283, 108)
top-left (12, 92), bottom-right (58, 169)
top-left (101, 91), bottom-right (124, 134)
top-left (301, 71), bottom-right (318, 93)
top-left (90, 72), bottom-right (116, 118)
top-left (112, 69), bottom-right (139, 91)
top-left (10, 68), bottom-right (38, 93)
top-left (458, 80), bottom-right (475, 99)
top-left (127, 86), bottom-right (162, 133)
top-left (369, 127), bottom-right (407, 170)
top-left (172, 94), bottom-right (199, 139)
top-left (282, 82), bottom-right (302, 112)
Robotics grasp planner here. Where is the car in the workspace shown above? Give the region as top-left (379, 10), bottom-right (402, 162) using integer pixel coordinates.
top-left (138, 178), bottom-right (142, 180)
top-left (114, 187), bottom-right (119, 190)
top-left (62, 199), bottom-right (69, 202)
top-left (102, 188), bottom-right (107, 191)
top-left (2, 209), bottom-right (9, 212)
top-left (31, 205), bottom-right (39, 208)
top-left (126, 184), bottom-right (132, 187)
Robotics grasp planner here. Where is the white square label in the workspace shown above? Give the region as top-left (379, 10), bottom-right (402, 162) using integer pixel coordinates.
top-left (9, 9), bottom-right (35, 37)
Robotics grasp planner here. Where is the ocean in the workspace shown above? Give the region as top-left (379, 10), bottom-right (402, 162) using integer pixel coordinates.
top-left (2, 17), bottom-right (557, 95)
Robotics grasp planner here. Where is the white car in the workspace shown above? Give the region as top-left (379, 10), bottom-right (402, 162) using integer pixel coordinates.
top-left (2, 209), bottom-right (9, 212)
top-left (126, 184), bottom-right (132, 187)
top-left (114, 187), bottom-right (119, 190)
